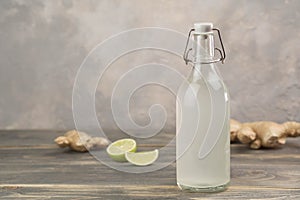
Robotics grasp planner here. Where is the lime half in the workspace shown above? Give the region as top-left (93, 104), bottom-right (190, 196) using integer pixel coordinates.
top-left (106, 138), bottom-right (137, 162)
top-left (125, 149), bottom-right (159, 166)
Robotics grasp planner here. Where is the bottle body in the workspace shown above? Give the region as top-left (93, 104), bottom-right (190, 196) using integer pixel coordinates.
top-left (176, 64), bottom-right (230, 192)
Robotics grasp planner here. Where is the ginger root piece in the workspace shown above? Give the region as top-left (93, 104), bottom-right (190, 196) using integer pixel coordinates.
top-left (230, 119), bottom-right (300, 149)
top-left (55, 130), bottom-right (110, 152)
top-left (283, 122), bottom-right (300, 137)
top-left (230, 119), bottom-right (241, 142)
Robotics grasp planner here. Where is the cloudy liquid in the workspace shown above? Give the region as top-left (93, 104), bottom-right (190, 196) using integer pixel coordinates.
top-left (176, 66), bottom-right (230, 192)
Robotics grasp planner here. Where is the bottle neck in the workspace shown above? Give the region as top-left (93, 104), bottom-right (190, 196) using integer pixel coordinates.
top-left (190, 33), bottom-right (215, 80)
top-left (192, 33), bottom-right (214, 67)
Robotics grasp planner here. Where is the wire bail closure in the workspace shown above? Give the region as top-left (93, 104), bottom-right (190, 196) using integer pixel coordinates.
top-left (183, 28), bottom-right (226, 65)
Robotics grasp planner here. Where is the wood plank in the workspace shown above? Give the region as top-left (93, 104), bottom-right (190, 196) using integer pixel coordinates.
top-left (0, 184), bottom-right (299, 200)
top-left (1, 130), bottom-right (299, 153)
top-left (0, 130), bottom-right (64, 146)
top-left (0, 130), bottom-right (175, 148)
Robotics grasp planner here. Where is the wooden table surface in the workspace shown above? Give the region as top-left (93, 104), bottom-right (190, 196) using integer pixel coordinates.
top-left (0, 130), bottom-right (299, 199)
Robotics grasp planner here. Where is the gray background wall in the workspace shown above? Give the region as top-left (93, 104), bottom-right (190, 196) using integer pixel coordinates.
top-left (0, 0), bottom-right (299, 131)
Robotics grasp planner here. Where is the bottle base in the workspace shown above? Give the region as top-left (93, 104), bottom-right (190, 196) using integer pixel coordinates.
top-left (177, 181), bottom-right (229, 193)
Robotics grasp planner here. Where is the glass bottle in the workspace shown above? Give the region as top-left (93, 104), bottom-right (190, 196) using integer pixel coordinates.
top-left (176, 23), bottom-right (230, 192)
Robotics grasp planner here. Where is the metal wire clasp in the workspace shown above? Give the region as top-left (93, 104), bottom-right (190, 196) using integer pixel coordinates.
top-left (183, 28), bottom-right (226, 65)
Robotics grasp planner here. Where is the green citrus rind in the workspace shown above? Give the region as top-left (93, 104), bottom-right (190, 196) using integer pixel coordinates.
top-left (125, 149), bottom-right (159, 166)
top-left (106, 138), bottom-right (137, 162)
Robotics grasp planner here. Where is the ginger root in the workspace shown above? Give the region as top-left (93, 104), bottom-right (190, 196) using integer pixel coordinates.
top-left (54, 130), bottom-right (110, 152)
top-left (230, 119), bottom-right (300, 149)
